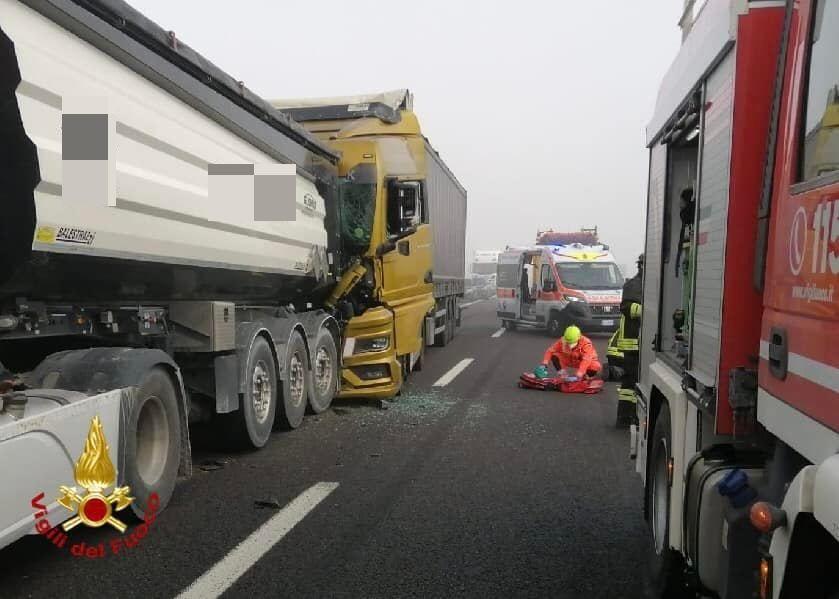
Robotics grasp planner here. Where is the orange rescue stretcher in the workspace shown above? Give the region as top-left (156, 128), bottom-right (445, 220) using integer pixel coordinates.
top-left (517, 372), bottom-right (604, 394)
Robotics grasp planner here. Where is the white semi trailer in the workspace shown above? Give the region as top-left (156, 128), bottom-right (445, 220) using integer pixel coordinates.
top-left (0, 0), bottom-right (352, 549)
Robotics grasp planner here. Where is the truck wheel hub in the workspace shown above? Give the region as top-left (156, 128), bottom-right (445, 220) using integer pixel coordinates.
top-left (252, 361), bottom-right (272, 423)
top-left (289, 354), bottom-right (305, 407)
top-left (314, 347), bottom-right (332, 395)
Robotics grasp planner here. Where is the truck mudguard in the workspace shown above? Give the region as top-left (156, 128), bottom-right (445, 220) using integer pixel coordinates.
top-left (26, 347), bottom-right (192, 478)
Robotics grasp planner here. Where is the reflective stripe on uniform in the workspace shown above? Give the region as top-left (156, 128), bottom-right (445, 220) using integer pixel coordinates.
top-left (617, 388), bottom-right (637, 403)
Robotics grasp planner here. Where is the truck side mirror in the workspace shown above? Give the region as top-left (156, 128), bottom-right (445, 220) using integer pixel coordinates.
top-left (388, 180), bottom-right (422, 235)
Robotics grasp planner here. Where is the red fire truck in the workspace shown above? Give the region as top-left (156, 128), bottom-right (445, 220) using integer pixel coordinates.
top-left (632, 1), bottom-right (838, 597)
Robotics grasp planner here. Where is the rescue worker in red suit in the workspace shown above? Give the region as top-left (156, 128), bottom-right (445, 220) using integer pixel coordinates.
top-left (537, 325), bottom-right (602, 380)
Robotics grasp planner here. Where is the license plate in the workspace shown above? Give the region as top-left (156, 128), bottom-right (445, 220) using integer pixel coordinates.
top-left (601, 319), bottom-right (615, 326)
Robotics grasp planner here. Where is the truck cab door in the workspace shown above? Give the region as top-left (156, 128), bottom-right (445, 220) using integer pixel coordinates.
top-left (379, 180), bottom-right (434, 358)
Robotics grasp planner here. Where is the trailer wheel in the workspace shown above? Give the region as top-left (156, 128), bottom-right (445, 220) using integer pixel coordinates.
top-left (276, 331), bottom-right (307, 430)
top-left (414, 323), bottom-right (426, 372)
top-left (446, 298), bottom-right (456, 342)
top-left (309, 329), bottom-right (337, 414)
top-left (125, 367), bottom-right (181, 519)
top-left (434, 302), bottom-right (449, 347)
top-left (227, 335), bottom-right (277, 449)
top-left (644, 402), bottom-right (688, 597)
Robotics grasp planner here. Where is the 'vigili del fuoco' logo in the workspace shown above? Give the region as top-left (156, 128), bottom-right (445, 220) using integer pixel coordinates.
top-left (30, 416), bottom-right (160, 558)
top-left (57, 416), bottom-right (134, 531)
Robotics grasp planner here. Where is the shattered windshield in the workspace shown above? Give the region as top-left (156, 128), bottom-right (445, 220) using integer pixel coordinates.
top-left (557, 262), bottom-right (624, 290)
top-left (337, 164), bottom-right (377, 253)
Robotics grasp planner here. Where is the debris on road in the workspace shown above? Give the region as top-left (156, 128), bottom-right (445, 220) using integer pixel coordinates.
top-left (198, 459), bottom-right (230, 472)
top-left (254, 497), bottom-right (283, 509)
top-left (390, 390), bottom-right (457, 420)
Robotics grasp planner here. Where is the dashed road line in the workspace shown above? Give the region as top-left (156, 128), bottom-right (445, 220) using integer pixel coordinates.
top-left (176, 482), bottom-right (339, 599)
top-left (491, 327), bottom-right (505, 338)
top-left (460, 300), bottom-right (482, 308)
top-left (433, 358), bottom-right (475, 387)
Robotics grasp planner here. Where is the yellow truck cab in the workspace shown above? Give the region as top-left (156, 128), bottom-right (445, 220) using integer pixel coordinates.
top-left (274, 90), bottom-right (467, 399)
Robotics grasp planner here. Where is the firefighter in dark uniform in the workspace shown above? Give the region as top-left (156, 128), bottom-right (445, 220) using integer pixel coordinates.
top-left (614, 253), bottom-right (643, 428)
top-left (0, 25), bottom-right (40, 287)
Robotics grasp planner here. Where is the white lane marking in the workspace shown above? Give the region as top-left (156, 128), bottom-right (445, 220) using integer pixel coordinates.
top-left (491, 327), bottom-right (505, 338)
top-left (460, 300), bottom-right (482, 308)
top-left (433, 358), bottom-right (474, 387)
top-left (176, 482), bottom-right (339, 599)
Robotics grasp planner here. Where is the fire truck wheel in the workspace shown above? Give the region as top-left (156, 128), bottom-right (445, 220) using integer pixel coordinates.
top-left (276, 331), bottom-right (307, 430)
top-left (644, 401), bottom-right (688, 597)
top-left (125, 366), bottom-right (181, 520)
top-left (309, 328), bottom-right (338, 414)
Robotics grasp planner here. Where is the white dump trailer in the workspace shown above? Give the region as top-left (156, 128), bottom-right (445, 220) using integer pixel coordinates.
top-left (0, 0), bottom-right (352, 550)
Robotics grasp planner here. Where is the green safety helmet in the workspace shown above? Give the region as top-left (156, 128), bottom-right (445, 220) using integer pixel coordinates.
top-left (563, 325), bottom-right (582, 346)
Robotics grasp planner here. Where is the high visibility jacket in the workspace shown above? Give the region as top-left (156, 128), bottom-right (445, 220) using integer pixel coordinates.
top-left (543, 335), bottom-right (601, 377)
top-left (621, 271), bottom-right (643, 341)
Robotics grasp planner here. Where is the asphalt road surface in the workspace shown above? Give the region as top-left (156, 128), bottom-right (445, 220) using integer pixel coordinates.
top-left (0, 301), bottom-right (651, 599)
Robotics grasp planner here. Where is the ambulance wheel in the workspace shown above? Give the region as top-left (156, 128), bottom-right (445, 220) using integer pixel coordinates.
top-left (309, 328), bottom-right (338, 414)
top-left (276, 331), bottom-right (307, 430)
top-left (546, 312), bottom-right (564, 338)
top-left (644, 402), bottom-right (689, 597)
top-left (125, 367), bottom-right (181, 519)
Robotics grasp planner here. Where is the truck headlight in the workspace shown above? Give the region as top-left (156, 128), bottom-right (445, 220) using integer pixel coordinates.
top-left (565, 295), bottom-right (585, 303)
top-left (354, 336), bottom-right (390, 354)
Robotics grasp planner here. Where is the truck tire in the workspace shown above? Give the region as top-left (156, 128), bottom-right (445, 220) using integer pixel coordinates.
top-left (414, 324), bottom-right (426, 372)
top-left (276, 331), bottom-right (307, 430)
top-left (445, 300), bottom-right (453, 343)
top-left (227, 335), bottom-right (277, 449)
top-left (503, 319), bottom-right (516, 331)
top-left (546, 312), bottom-right (564, 338)
top-left (124, 367), bottom-right (181, 520)
top-left (434, 302), bottom-right (449, 347)
top-left (644, 401), bottom-right (688, 597)
top-left (309, 329), bottom-right (337, 414)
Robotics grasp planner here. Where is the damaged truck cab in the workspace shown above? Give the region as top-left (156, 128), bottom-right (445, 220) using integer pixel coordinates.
top-left (276, 91), bottom-right (468, 399)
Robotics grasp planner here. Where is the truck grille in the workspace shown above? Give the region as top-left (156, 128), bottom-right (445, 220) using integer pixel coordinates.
top-left (591, 304), bottom-right (619, 316)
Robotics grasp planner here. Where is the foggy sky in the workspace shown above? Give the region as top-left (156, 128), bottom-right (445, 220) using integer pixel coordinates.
top-left (128, 0), bottom-right (683, 272)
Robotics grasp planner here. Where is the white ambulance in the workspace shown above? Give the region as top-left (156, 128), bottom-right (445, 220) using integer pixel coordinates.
top-left (496, 242), bottom-right (624, 336)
